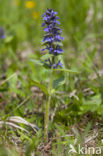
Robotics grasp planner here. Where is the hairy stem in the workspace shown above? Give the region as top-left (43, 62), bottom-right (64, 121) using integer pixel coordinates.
top-left (44, 68), bottom-right (54, 144)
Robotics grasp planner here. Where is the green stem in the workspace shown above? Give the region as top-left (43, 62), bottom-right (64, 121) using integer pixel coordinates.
top-left (44, 68), bottom-right (54, 144)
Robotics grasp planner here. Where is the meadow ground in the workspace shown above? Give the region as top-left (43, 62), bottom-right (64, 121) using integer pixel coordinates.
top-left (0, 0), bottom-right (103, 155)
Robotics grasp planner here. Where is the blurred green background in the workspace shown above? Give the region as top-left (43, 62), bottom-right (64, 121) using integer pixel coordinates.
top-left (0, 0), bottom-right (103, 155)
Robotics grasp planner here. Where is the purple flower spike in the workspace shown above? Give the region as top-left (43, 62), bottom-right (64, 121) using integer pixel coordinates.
top-left (41, 8), bottom-right (64, 69)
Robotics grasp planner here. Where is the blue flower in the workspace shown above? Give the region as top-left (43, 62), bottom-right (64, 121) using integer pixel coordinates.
top-left (53, 61), bottom-right (63, 68)
top-left (1, 35), bottom-right (5, 39)
top-left (42, 9), bottom-right (64, 68)
top-left (54, 45), bottom-right (64, 54)
top-left (0, 27), bottom-right (5, 39)
top-left (42, 45), bottom-right (53, 53)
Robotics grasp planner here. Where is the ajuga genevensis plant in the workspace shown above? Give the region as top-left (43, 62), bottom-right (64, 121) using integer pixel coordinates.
top-left (32, 8), bottom-right (77, 144)
top-left (41, 8), bottom-right (64, 143)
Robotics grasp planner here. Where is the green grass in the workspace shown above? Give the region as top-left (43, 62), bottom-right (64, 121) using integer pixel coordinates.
top-left (0, 0), bottom-right (103, 155)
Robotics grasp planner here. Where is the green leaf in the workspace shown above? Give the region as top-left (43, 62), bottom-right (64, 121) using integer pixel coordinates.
top-left (32, 80), bottom-right (49, 96)
top-left (41, 42), bottom-right (48, 46)
top-left (53, 42), bottom-right (63, 46)
top-left (53, 76), bottom-right (65, 88)
top-left (4, 36), bottom-right (13, 43)
top-left (40, 54), bottom-right (52, 61)
top-left (30, 59), bottom-right (43, 66)
top-left (79, 94), bottom-right (102, 114)
top-left (53, 68), bottom-right (79, 73)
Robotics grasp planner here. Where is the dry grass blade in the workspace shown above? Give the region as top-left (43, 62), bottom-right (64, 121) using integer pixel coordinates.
top-left (0, 121), bottom-right (29, 133)
top-left (7, 116), bottom-right (39, 132)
